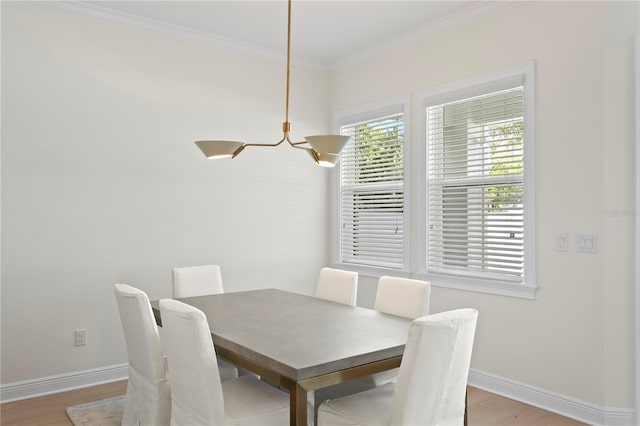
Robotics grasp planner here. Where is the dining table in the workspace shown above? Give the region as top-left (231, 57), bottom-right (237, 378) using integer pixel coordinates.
top-left (150, 288), bottom-right (413, 426)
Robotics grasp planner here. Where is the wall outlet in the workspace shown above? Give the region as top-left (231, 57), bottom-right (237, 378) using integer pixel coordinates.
top-left (75, 329), bottom-right (87, 347)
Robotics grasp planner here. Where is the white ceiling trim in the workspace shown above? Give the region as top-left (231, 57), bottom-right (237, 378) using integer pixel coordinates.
top-left (32, 1), bottom-right (525, 72)
top-left (33, 1), bottom-right (306, 66)
top-left (330, 1), bottom-right (526, 71)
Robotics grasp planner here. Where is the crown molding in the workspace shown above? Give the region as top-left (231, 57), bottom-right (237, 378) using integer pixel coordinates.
top-left (31, 1), bottom-right (325, 70)
top-left (330, 1), bottom-right (527, 71)
top-left (31, 1), bottom-right (525, 72)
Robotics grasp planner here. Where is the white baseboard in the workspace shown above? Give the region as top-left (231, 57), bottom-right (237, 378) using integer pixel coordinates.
top-left (1, 363), bottom-right (636, 426)
top-left (468, 369), bottom-right (636, 426)
top-left (0, 363), bottom-right (128, 403)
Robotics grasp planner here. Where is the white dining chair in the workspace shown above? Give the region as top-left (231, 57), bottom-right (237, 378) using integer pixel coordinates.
top-left (172, 264), bottom-right (224, 298)
top-left (374, 276), bottom-right (431, 319)
top-left (312, 276), bottom-right (430, 420)
top-left (309, 267), bottom-right (358, 423)
top-left (114, 284), bottom-right (171, 426)
top-left (347, 276), bottom-right (432, 390)
top-left (315, 267), bottom-right (358, 306)
top-left (318, 308), bottom-right (478, 426)
top-left (159, 298), bottom-right (289, 425)
top-left (171, 264), bottom-right (239, 382)
top-left (319, 276), bottom-right (431, 396)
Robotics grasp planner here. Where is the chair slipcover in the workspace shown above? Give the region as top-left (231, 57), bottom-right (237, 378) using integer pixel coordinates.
top-left (309, 267), bottom-right (358, 424)
top-left (171, 264), bottom-right (238, 382)
top-left (172, 264), bottom-right (224, 298)
top-left (318, 308), bottom-right (479, 426)
top-left (374, 276), bottom-right (431, 319)
top-left (114, 284), bottom-right (171, 426)
top-left (352, 276), bottom-right (432, 389)
top-left (315, 267), bottom-right (358, 306)
top-left (159, 298), bottom-right (289, 425)
top-left (312, 277), bottom-right (428, 423)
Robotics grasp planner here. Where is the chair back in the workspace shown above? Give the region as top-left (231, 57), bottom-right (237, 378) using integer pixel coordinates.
top-left (391, 308), bottom-right (478, 426)
top-left (374, 276), bottom-right (430, 319)
top-left (114, 284), bottom-right (170, 425)
top-left (315, 267), bottom-right (358, 306)
top-left (172, 264), bottom-right (224, 298)
top-left (159, 298), bottom-right (225, 425)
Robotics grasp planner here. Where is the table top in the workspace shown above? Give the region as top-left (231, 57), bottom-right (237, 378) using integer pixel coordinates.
top-left (151, 288), bottom-right (412, 382)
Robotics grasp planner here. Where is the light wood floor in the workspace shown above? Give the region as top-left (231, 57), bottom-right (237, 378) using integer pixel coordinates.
top-left (1, 381), bottom-right (586, 426)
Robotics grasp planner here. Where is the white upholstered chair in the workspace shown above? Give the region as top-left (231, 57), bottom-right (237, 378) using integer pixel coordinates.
top-left (114, 284), bottom-right (171, 426)
top-left (318, 308), bottom-right (478, 426)
top-left (315, 267), bottom-right (358, 306)
top-left (374, 276), bottom-right (431, 319)
top-left (159, 298), bottom-right (289, 425)
top-left (358, 276), bottom-right (432, 389)
top-left (172, 264), bottom-right (224, 298)
top-left (171, 264), bottom-right (239, 382)
top-left (312, 277), bottom-right (430, 420)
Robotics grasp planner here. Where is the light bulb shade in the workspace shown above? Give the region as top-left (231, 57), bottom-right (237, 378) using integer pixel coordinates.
top-left (306, 149), bottom-right (338, 167)
top-left (195, 140), bottom-right (244, 159)
top-left (314, 152), bottom-right (341, 167)
top-left (304, 135), bottom-right (351, 155)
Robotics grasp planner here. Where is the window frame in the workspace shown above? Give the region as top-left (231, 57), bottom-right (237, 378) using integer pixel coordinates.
top-left (330, 62), bottom-right (535, 299)
top-left (419, 62), bottom-right (536, 299)
top-left (330, 95), bottom-right (412, 277)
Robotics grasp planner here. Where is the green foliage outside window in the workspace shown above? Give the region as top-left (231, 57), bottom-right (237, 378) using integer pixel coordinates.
top-left (354, 119), bottom-right (403, 184)
top-left (488, 121), bottom-right (523, 212)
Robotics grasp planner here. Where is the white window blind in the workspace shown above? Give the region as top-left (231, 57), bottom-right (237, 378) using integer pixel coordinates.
top-left (427, 87), bottom-right (525, 283)
top-left (339, 112), bottom-right (404, 269)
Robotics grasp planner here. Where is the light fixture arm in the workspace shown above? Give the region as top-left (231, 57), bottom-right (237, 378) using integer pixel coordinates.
top-left (195, 0), bottom-right (350, 167)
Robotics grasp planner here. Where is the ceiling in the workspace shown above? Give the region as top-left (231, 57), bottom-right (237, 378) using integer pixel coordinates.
top-left (72, 0), bottom-right (510, 68)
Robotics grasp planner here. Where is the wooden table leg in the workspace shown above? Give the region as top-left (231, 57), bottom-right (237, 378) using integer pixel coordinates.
top-left (289, 390), bottom-right (297, 426)
top-left (291, 383), bottom-right (308, 426)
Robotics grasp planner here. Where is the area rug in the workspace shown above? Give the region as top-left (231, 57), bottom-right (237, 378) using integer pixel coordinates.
top-left (65, 395), bottom-right (124, 426)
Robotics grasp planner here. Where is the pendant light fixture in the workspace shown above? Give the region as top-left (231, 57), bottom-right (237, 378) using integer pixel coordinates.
top-left (195, 0), bottom-right (350, 167)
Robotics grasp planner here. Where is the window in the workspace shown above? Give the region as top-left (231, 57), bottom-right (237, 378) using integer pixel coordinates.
top-left (422, 63), bottom-right (535, 297)
top-left (334, 98), bottom-right (408, 271)
top-left (427, 88), bottom-right (524, 281)
top-left (331, 63), bottom-right (535, 298)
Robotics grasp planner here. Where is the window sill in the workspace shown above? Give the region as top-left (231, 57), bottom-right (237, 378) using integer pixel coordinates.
top-left (419, 273), bottom-right (537, 300)
top-left (331, 262), bottom-right (537, 300)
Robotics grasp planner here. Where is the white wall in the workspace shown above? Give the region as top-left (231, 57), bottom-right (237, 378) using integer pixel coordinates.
top-left (1, 3), bottom-right (331, 384)
top-left (331, 0), bottom-right (637, 412)
top-left (2, 0), bottom-right (638, 419)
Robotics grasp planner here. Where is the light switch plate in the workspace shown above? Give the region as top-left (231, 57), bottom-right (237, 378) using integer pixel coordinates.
top-left (556, 234), bottom-right (569, 252)
top-left (576, 234), bottom-right (597, 254)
